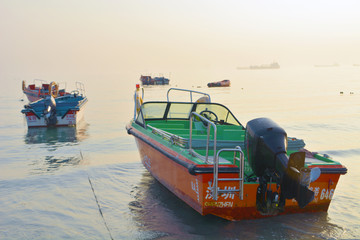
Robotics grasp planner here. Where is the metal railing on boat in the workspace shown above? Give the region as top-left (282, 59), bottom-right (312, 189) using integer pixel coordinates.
top-left (147, 124), bottom-right (188, 147)
top-left (189, 112), bottom-right (217, 164)
top-left (212, 147), bottom-right (244, 201)
top-left (189, 112), bottom-right (244, 201)
top-left (148, 111), bottom-right (245, 201)
top-left (75, 82), bottom-right (86, 96)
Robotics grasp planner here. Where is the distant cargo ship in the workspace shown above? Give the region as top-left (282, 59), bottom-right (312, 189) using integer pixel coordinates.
top-left (237, 62), bottom-right (280, 70)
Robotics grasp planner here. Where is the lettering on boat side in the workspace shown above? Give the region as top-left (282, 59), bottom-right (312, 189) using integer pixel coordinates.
top-left (205, 181), bottom-right (236, 200)
top-left (27, 116), bottom-right (37, 122)
top-left (66, 114), bottom-right (75, 120)
top-left (191, 179), bottom-right (200, 203)
top-left (143, 155), bottom-right (151, 169)
top-left (291, 187), bottom-right (334, 203)
top-left (204, 201), bottom-right (234, 208)
top-left (311, 187), bottom-right (334, 201)
top-left (203, 181), bottom-right (235, 208)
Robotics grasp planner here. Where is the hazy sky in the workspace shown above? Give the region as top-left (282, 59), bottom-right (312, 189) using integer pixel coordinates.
top-left (1, 0), bottom-right (360, 82)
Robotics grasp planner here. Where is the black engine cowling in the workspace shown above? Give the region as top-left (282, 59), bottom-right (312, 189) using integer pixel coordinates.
top-left (246, 118), bottom-right (316, 214)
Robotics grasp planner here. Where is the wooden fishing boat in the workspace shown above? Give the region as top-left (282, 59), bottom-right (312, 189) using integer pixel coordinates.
top-left (207, 79), bottom-right (230, 87)
top-left (126, 87), bottom-right (347, 221)
top-left (21, 82), bottom-right (87, 128)
top-left (22, 79), bottom-right (70, 102)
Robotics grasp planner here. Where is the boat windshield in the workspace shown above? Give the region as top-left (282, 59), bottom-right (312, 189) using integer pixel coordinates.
top-left (137, 101), bottom-right (242, 127)
top-left (195, 103), bottom-right (240, 126)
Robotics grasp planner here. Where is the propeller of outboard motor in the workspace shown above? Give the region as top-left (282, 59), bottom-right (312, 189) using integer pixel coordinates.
top-left (246, 118), bottom-right (320, 215)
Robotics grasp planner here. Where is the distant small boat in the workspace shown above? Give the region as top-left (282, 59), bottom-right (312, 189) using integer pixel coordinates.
top-left (314, 63), bottom-right (339, 67)
top-left (140, 75), bottom-right (170, 85)
top-left (238, 62), bottom-right (280, 70)
top-left (21, 82), bottom-right (88, 128)
top-left (207, 79), bottom-right (230, 87)
top-left (22, 79), bottom-right (70, 102)
top-left (250, 62), bottom-right (280, 69)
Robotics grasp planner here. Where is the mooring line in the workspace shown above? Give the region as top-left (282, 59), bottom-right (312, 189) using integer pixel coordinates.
top-left (88, 176), bottom-right (114, 240)
top-left (81, 151), bottom-right (114, 240)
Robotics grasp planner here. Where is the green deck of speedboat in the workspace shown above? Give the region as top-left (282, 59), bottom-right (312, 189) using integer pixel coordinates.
top-left (132, 117), bottom-right (343, 179)
top-left (127, 88), bottom-right (348, 220)
top-left (130, 92), bottom-right (344, 182)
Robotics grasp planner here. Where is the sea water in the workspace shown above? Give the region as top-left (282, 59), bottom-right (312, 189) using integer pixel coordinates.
top-left (0, 66), bottom-right (359, 239)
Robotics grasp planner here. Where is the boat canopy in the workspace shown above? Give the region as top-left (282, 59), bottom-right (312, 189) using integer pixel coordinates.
top-left (135, 101), bottom-right (243, 128)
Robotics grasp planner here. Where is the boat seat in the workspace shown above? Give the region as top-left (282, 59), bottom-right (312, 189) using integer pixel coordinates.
top-left (148, 123), bottom-right (305, 153)
top-left (188, 139), bottom-right (245, 150)
top-left (189, 149), bottom-right (232, 164)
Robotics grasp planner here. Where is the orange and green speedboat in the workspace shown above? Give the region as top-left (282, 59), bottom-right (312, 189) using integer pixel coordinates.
top-left (126, 87), bottom-right (347, 221)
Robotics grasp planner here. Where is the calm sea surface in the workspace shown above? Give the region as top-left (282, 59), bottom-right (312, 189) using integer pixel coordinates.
top-left (0, 66), bottom-right (359, 239)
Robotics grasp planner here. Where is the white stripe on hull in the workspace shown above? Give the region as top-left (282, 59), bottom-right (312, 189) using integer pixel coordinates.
top-left (25, 108), bottom-right (86, 127)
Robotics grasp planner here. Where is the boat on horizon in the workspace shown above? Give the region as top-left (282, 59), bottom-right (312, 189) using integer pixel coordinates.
top-left (314, 63), bottom-right (340, 67)
top-left (22, 79), bottom-right (71, 102)
top-left (126, 87), bottom-right (347, 221)
top-left (21, 82), bottom-right (88, 128)
top-left (207, 79), bottom-right (230, 88)
top-left (140, 75), bottom-right (170, 86)
top-left (238, 62), bottom-right (280, 70)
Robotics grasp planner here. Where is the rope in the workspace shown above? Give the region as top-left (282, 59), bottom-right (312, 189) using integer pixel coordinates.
top-left (88, 176), bottom-right (114, 240)
top-left (81, 151), bottom-right (114, 240)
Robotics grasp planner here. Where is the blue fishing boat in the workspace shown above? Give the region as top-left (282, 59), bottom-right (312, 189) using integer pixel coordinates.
top-left (21, 82), bottom-right (88, 127)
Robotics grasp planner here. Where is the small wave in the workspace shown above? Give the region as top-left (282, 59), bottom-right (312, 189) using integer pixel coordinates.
top-left (320, 148), bottom-right (360, 158)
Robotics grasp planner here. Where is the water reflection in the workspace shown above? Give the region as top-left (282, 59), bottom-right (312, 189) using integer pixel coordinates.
top-left (28, 155), bottom-right (83, 174)
top-left (129, 172), bottom-right (347, 239)
top-left (25, 121), bottom-right (89, 145)
top-left (24, 121), bottom-right (89, 174)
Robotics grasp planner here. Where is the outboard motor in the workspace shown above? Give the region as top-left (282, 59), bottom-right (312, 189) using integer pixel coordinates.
top-left (246, 118), bottom-right (319, 215)
top-left (43, 96), bottom-right (57, 126)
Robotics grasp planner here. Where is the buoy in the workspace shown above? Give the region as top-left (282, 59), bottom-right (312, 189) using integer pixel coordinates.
top-left (49, 82), bottom-right (59, 98)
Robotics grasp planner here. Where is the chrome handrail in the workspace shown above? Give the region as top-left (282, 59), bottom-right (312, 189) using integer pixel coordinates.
top-left (167, 88), bottom-right (211, 103)
top-left (147, 124), bottom-right (187, 147)
top-left (33, 79), bottom-right (47, 84)
top-left (212, 146), bottom-right (244, 201)
top-left (189, 112), bottom-right (217, 164)
top-left (75, 82), bottom-right (86, 96)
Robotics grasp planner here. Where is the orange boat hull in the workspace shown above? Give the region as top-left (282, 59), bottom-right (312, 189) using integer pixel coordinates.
top-left (130, 126), bottom-right (343, 220)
